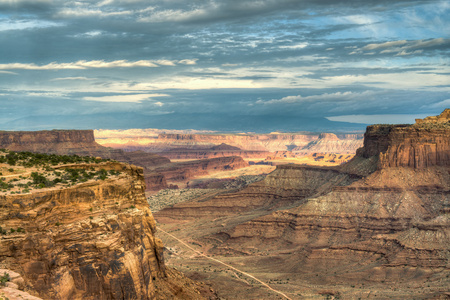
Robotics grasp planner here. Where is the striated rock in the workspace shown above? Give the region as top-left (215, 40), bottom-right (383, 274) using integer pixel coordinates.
top-left (359, 110), bottom-right (450, 168)
top-left (0, 161), bottom-right (214, 299)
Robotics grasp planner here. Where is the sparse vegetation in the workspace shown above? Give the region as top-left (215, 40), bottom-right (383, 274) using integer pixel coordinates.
top-left (0, 149), bottom-right (121, 195)
top-left (0, 272), bottom-right (10, 286)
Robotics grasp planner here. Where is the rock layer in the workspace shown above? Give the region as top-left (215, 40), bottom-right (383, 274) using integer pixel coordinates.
top-left (0, 162), bottom-right (212, 299)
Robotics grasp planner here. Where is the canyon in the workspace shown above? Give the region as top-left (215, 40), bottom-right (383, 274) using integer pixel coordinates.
top-left (0, 155), bottom-right (216, 299)
top-left (153, 109), bottom-right (450, 299)
top-left (1, 110), bottom-right (448, 299)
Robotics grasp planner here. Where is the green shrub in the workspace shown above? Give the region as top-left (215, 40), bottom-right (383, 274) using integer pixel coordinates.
top-left (0, 272), bottom-right (10, 286)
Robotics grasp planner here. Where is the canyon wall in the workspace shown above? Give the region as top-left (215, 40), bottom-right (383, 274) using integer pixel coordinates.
top-left (0, 162), bottom-right (211, 299)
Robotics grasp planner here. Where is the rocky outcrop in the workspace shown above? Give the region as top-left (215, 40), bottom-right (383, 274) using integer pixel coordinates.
top-left (359, 109), bottom-right (450, 168)
top-left (0, 162), bottom-right (212, 299)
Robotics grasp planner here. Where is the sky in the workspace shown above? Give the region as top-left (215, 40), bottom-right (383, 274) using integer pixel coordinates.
top-left (0, 0), bottom-right (449, 132)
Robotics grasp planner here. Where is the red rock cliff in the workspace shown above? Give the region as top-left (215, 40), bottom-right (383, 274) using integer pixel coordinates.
top-left (0, 162), bottom-right (211, 299)
top-left (357, 110), bottom-right (450, 168)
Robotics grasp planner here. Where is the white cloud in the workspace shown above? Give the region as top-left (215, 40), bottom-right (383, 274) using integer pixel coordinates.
top-left (0, 19), bottom-right (61, 31)
top-left (56, 8), bottom-right (132, 18)
top-left (257, 91), bottom-right (377, 105)
top-left (83, 93), bottom-right (169, 103)
top-left (0, 59), bottom-right (196, 70)
top-left (279, 43), bottom-right (308, 50)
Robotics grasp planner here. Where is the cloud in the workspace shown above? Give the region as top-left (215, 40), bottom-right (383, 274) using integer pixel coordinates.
top-left (83, 93), bottom-right (169, 103)
top-left (428, 99), bottom-right (450, 109)
top-left (256, 91), bottom-right (377, 105)
top-left (0, 59), bottom-right (196, 70)
top-left (0, 19), bottom-right (61, 31)
top-left (352, 38), bottom-right (450, 56)
top-left (0, 70), bottom-right (17, 75)
top-left (26, 91), bottom-right (67, 98)
top-left (56, 8), bottom-right (133, 18)
top-left (279, 43), bottom-right (309, 50)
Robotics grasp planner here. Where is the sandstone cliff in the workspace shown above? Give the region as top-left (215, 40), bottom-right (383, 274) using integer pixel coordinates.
top-left (0, 161), bottom-right (214, 299)
top-left (359, 110), bottom-right (450, 168)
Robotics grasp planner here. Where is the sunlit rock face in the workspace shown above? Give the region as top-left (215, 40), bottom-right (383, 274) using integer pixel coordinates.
top-left (0, 162), bottom-right (213, 299)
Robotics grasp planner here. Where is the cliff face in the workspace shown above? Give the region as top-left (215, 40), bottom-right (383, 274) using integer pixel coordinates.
top-left (0, 130), bottom-right (101, 155)
top-left (0, 162), bottom-right (211, 299)
top-left (359, 109), bottom-right (450, 168)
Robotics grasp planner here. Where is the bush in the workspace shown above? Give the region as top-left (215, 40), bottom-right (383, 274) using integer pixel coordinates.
top-left (0, 272), bottom-right (10, 286)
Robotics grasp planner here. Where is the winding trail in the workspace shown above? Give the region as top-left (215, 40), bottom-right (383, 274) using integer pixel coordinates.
top-left (157, 226), bottom-right (293, 300)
